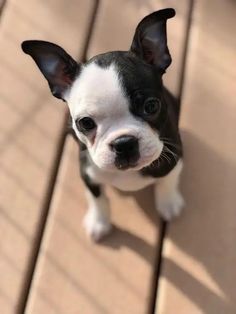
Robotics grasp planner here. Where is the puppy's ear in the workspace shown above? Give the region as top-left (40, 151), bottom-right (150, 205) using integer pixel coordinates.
top-left (22, 40), bottom-right (80, 100)
top-left (130, 8), bottom-right (175, 73)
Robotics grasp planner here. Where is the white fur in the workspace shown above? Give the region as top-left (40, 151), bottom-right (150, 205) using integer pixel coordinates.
top-left (155, 160), bottom-right (184, 220)
top-left (83, 190), bottom-right (111, 241)
top-left (67, 62), bottom-right (163, 171)
top-left (84, 159), bottom-right (184, 239)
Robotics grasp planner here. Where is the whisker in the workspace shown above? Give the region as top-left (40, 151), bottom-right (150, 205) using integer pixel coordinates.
top-left (163, 145), bottom-right (178, 163)
top-left (160, 137), bottom-right (181, 149)
top-left (162, 140), bottom-right (181, 150)
top-left (161, 152), bottom-right (171, 164)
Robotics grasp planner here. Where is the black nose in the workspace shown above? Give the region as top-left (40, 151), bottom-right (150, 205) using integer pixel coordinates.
top-left (110, 135), bottom-right (139, 155)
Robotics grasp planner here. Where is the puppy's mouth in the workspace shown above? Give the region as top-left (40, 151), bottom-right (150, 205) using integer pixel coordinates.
top-left (115, 159), bottom-right (138, 170)
top-left (115, 148), bottom-right (163, 171)
top-left (114, 155), bottom-right (139, 170)
top-left (114, 151), bottom-right (161, 171)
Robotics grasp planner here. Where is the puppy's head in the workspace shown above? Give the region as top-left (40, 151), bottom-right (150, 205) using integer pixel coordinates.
top-left (22, 9), bottom-right (175, 171)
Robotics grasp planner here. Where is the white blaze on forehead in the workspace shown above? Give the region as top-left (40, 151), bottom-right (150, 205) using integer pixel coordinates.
top-left (67, 62), bottom-right (128, 118)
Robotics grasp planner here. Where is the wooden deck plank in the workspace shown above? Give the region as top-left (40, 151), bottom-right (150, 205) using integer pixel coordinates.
top-left (26, 1), bottom-right (191, 313)
top-left (25, 137), bottom-right (159, 314)
top-left (0, 0), bottom-right (95, 313)
top-left (156, 0), bottom-right (236, 313)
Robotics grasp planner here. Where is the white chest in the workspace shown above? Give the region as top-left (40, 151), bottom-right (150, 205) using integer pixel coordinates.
top-left (86, 164), bottom-right (156, 191)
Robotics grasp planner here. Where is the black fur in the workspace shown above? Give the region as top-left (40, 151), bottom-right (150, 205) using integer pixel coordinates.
top-left (22, 40), bottom-right (80, 100)
top-left (141, 88), bottom-right (182, 177)
top-left (78, 140), bottom-right (101, 197)
top-left (130, 8), bottom-right (175, 72)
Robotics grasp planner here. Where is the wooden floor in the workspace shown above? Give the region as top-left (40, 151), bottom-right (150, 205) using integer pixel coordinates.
top-left (1, 0), bottom-right (236, 313)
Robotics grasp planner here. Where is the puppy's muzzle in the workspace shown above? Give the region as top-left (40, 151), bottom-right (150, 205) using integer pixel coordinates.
top-left (110, 135), bottom-right (140, 170)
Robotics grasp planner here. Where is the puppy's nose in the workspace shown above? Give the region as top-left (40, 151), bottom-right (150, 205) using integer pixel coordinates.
top-left (110, 135), bottom-right (139, 155)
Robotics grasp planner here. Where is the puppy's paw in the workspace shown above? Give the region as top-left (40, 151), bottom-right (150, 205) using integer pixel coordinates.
top-left (157, 191), bottom-right (184, 221)
top-left (83, 211), bottom-right (112, 242)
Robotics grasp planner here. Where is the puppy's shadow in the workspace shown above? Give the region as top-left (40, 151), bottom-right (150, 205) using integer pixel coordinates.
top-left (101, 224), bottom-right (158, 264)
top-left (98, 185), bottom-right (161, 265)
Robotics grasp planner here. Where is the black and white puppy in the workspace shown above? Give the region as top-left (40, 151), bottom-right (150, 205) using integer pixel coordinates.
top-left (22, 8), bottom-right (184, 241)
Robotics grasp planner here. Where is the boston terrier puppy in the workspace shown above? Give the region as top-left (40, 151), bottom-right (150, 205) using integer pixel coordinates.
top-left (22, 8), bottom-right (184, 241)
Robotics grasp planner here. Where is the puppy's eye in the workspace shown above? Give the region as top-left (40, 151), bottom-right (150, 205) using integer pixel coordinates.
top-left (143, 98), bottom-right (161, 116)
top-left (76, 117), bottom-right (96, 132)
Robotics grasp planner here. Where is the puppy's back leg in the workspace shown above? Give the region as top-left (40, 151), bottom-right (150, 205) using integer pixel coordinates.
top-left (155, 160), bottom-right (184, 221)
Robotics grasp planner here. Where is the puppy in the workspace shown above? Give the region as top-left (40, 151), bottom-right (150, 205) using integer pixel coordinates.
top-left (22, 8), bottom-right (184, 241)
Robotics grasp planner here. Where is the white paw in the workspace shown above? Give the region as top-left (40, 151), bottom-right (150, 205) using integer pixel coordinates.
top-left (157, 191), bottom-right (184, 221)
top-left (83, 211), bottom-right (112, 242)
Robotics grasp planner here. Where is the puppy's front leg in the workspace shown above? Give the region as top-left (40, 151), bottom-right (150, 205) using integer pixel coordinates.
top-left (155, 160), bottom-right (184, 221)
top-left (82, 174), bottom-right (111, 241)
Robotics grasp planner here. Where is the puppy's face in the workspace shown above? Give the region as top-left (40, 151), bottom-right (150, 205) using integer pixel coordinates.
top-left (68, 54), bottom-right (165, 171)
top-left (22, 9), bottom-right (175, 171)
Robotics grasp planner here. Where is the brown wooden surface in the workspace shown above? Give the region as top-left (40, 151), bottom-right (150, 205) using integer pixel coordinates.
top-left (0, 0), bottom-right (94, 312)
top-left (25, 137), bottom-right (159, 314)
top-left (156, 0), bottom-right (236, 313)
